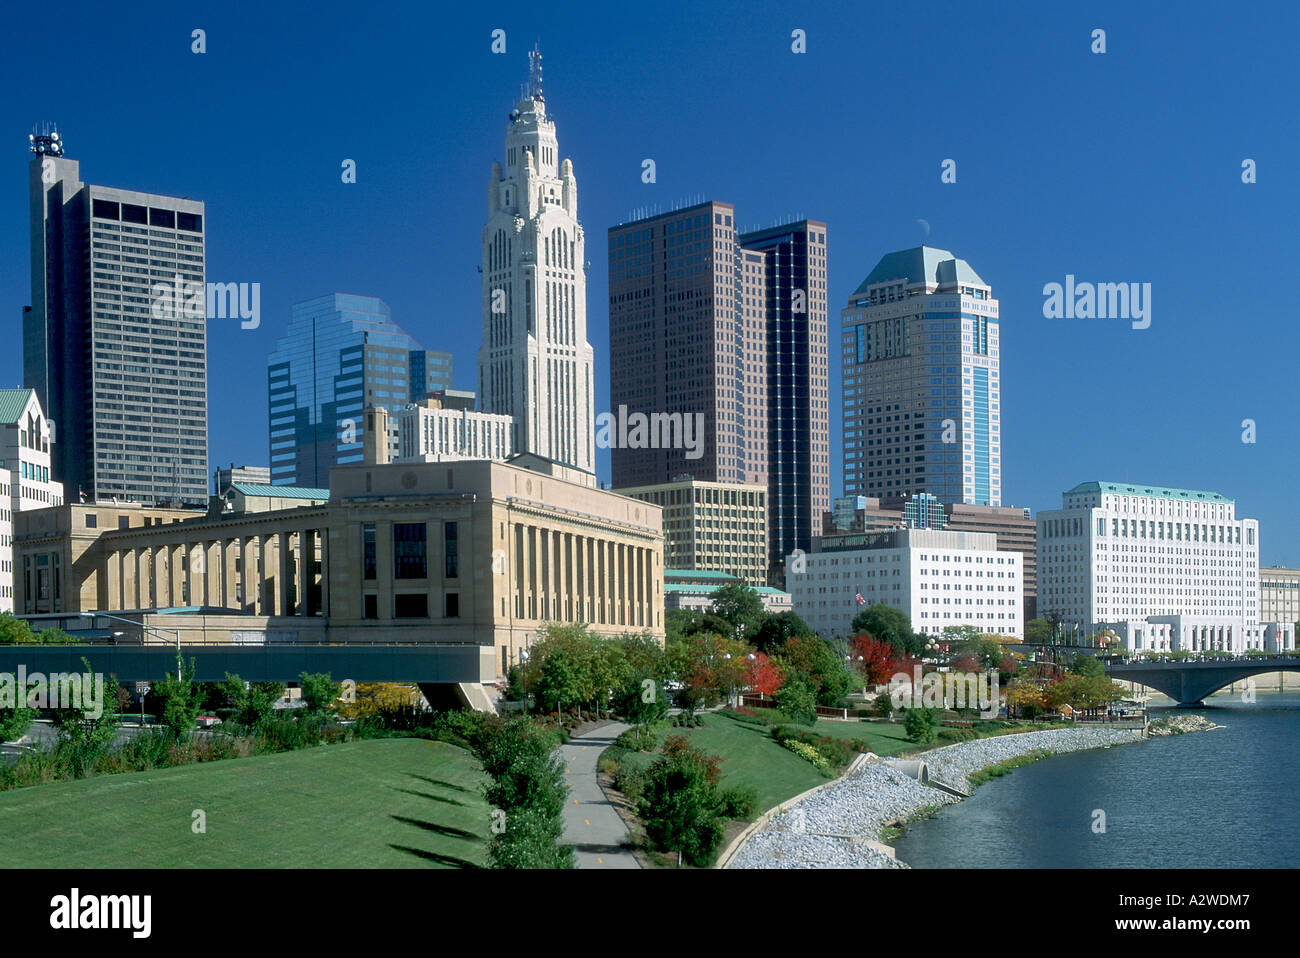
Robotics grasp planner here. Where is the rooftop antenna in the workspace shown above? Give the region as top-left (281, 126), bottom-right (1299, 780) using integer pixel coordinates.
top-left (528, 40), bottom-right (544, 102)
top-left (28, 122), bottom-right (64, 157)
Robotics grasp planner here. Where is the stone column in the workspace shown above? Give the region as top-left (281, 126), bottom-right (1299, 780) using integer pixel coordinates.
top-left (318, 527), bottom-right (330, 616)
top-left (376, 521), bottom-right (393, 621)
top-left (277, 531), bottom-right (293, 616)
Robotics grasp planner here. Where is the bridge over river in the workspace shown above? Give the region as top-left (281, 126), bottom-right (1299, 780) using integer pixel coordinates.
top-left (1105, 655), bottom-right (1300, 705)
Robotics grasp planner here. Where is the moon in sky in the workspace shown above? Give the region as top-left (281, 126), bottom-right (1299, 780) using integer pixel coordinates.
top-left (916, 218), bottom-right (931, 236)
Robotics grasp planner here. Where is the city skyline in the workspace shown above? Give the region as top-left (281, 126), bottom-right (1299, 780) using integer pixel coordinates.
top-left (2, 2), bottom-right (1298, 564)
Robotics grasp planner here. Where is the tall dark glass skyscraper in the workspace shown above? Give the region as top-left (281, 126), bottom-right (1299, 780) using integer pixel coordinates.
top-left (738, 220), bottom-right (830, 586)
top-left (24, 134), bottom-right (209, 507)
top-left (267, 294), bottom-right (452, 487)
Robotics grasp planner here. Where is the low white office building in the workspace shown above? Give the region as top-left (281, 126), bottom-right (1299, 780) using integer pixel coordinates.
top-left (394, 392), bottom-right (513, 463)
top-left (1037, 481), bottom-right (1294, 653)
top-left (788, 528), bottom-right (1023, 640)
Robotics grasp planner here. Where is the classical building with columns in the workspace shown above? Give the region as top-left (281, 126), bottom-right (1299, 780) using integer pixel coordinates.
top-left (13, 459), bottom-right (664, 682)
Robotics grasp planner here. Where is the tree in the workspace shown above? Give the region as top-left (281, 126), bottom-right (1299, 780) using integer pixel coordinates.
top-left (637, 736), bottom-right (725, 867)
top-left (1024, 618), bottom-right (1052, 645)
top-left (743, 651), bottom-right (785, 698)
top-left (777, 634), bottom-right (852, 706)
top-left (668, 609), bottom-right (736, 643)
top-left (0, 705), bottom-right (36, 743)
top-left (0, 613), bottom-right (35, 645)
top-left (749, 610), bottom-right (813, 653)
top-left (667, 632), bottom-right (750, 715)
top-left (850, 603), bottom-right (920, 655)
top-left (774, 670), bottom-right (818, 726)
top-left (298, 672), bottom-right (343, 716)
top-left (709, 584), bottom-right (765, 639)
top-left (153, 658), bottom-right (205, 742)
top-left (903, 706), bottom-right (939, 744)
top-left (222, 673), bottom-right (286, 727)
top-left (473, 718), bottom-right (575, 870)
top-left (1069, 653), bottom-right (1105, 678)
top-left (848, 634), bottom-right (899, 689)
top-left (1005, 678), bottom-right (1049, 719)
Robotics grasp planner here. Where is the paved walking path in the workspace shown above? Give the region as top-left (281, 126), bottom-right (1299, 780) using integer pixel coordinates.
top-left (559, 721), bottom-right (640, 869)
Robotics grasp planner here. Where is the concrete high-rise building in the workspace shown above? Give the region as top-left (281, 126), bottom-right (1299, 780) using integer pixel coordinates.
top-left (738, 221), bottom-right (830, 587)
top-left (24, 133), bottom-right (209, 507)
top-left (617, 478), bottom-right (767, 587)
top-left (609, 201), bottom-right (768, 488)
top-left (1037, 481), bottom-right (1294, 652)
top-left (477, 45), bottom-right (595, 476)
top-left (267, 294), bottom-right (453, 488)
top-left (842, 246), bottom-right (1001, 508)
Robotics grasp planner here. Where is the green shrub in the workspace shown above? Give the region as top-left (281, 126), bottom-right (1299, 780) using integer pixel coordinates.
top-left (717, 784), bottom-right (759, 821)
top-left (781, 738), bottom-right (831, 772)
top-left (614, 763), bottom-right (648, 803)
top-left (903, 707), bottom-right (940, 744)
top-left (614, 725), bottom-right (659, 751)
top-left (490, 805), bottom-right (575, 869)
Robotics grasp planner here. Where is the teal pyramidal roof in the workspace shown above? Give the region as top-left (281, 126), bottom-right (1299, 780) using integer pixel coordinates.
top-left (1066, 481), bottom-right (1232, 504)
top-left (0, 388), bottom-right (35, 424)
top-left (230, 483), bottom-right (330, 499)
top-left (853, 246), bottom-right (985, 296)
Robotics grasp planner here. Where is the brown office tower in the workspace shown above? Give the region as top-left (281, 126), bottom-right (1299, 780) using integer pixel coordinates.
top-left (608, 201), bottom-right (768, 488)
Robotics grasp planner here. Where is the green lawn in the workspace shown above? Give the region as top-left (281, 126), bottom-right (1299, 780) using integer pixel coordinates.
top-left (0, 738), bottom-right (491, 868)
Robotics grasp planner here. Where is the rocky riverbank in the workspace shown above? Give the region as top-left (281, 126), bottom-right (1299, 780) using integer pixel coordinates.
top-left (727, 726), bottom-right (1145, 869)
top-left (1148, 713), bottom-right (1223, 736)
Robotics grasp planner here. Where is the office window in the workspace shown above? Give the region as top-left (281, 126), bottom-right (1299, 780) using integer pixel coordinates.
top-left (363, 524), bottom-right (376, 579)
top-left (444, 522), bottom-right (458, 578)
top-left (394, 594), bottom-right (428, 618)
top-left (362, 593), bottom-right (378, 619)
top-left (393, 523), bottom-right (427, 578)
top-left (85, 514), bottom-right (97, 528)
top-left (445, 593), bottom-right (460, 618)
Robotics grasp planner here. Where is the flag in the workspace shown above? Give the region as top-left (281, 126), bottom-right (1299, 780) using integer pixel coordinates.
top-left (855, 592), bottom-right (866, 606)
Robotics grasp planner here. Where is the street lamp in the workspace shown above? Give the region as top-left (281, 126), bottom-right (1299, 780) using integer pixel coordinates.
top-left (80, 612), bottom-right (182, 679)
top-left (723, 652), bottom-right (733, 708)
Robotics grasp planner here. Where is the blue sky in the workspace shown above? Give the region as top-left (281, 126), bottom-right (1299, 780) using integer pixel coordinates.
top-left (2, 0), bottom-right (1297, 564)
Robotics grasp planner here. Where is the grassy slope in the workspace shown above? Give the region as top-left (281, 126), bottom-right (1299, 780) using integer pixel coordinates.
top-left (615, 713), bottom-right (826, 810)
top-left (0, 739), bottom-right (491, 868)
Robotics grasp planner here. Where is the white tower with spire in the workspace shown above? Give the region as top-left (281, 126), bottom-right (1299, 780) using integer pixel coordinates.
top-left (477, 44), bottom-right (595, 476)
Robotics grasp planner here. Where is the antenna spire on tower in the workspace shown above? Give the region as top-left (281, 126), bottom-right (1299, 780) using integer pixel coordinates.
top-left (528, 40), bottom-right (544, 101)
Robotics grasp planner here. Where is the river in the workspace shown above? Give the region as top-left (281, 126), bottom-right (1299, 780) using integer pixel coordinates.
top-left (891, 692), bottom-right (1300, 868)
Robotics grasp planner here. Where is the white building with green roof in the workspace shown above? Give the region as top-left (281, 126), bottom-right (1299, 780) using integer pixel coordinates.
top-left (1037, 481), bottom-right (1294, 653)
top-left (0, 388), bottom-right (65, 611)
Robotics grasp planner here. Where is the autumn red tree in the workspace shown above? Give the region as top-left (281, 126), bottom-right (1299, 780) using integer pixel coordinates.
top-left (847, 634), bottom-right (898, 686)
top-left (743, 651), bottom-right (785, 697)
